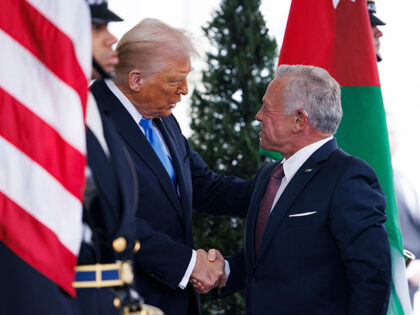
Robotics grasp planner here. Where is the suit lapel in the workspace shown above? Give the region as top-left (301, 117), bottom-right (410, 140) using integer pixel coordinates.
top-left (255, 139), bottom-right (338, 263)
top-left (86, 126), bottom-right (119, 212)
top-left (256, 163), bottom-right (320, 262)
top-left (155, 119), bottom-right (189, 212)
top-left (91, 80), bottom-right (184, 219)
top-left (102, 114), bottom-right (138, 236)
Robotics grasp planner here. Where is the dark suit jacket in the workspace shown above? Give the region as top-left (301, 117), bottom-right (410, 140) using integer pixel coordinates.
top-left (91, 79), bottom-right (251, 315)
top-left (76, 103), bottom-right (139, 315)
top-left (224, 139), bottom-right (392, 315)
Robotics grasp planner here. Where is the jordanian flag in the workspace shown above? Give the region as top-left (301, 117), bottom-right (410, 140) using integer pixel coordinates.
top-left (261, 0), bottom-right (412, 313)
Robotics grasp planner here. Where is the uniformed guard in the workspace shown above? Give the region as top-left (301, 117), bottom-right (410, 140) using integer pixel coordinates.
top-left (74, 1), bottom-right (160, 314)
top-left (367, 0), bottom-right (385, 62)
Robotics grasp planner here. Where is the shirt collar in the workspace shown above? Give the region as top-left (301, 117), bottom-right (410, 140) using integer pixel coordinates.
top-left (282, 136), bottom-right (333, 181)
top-left (104, 79), bottom-right (144, 123)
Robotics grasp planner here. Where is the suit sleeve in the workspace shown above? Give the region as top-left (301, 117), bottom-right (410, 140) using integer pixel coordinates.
top-left (330, 161), bottom-right (392, 315)
top-left (131, 117), bottom-right (252, 290)
top-left (212, 250), bottom-right (246, 299)
top-left (133, 217), bottom-right (193, 290)
top-left (186, 139), bottom-right (252, 217)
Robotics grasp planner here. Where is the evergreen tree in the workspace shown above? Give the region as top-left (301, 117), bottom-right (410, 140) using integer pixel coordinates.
top-left (189, 0), bottom-right (277, 313)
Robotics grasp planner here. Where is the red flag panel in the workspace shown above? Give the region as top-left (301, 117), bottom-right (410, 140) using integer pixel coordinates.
top-left (0, 191), bottom-right (77, 295)
top-left (0, 87), bottom-right (86, 200)
top-left (279, 0), bottom-right (379, 86)
top-left (0, 0), bottom-right (88, 115)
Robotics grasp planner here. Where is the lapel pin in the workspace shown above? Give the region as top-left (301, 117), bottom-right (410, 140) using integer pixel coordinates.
top-left (304, 168), bottom-right (312, 173)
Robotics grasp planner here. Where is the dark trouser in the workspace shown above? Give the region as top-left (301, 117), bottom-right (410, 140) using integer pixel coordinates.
top-left (76, 287), bottom-right (120, 315)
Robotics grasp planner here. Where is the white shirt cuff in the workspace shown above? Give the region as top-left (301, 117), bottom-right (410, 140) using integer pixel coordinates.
top-left (178, 249), bottom-right (196, 289)
top-left (223, 259), bottom-right (230, 287)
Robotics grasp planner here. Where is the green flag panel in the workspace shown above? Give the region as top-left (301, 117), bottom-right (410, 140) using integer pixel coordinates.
top-left (336, 86), bottom-right (402, 251)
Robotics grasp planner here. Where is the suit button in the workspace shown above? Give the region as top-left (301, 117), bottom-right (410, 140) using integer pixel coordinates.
top-left (133, 240), bottom-right (141, 253)
top-left (112, 237), bottom-right (127, 252)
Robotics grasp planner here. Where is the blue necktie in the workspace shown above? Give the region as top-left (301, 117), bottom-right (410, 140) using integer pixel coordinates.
top-left (140, 118), bottom-right (177, 188)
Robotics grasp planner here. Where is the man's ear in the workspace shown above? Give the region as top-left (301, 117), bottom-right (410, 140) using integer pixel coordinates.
top-left (292, 109), bottom-right (309, 132)
top-left (127, 69), bottom-right (143, 92)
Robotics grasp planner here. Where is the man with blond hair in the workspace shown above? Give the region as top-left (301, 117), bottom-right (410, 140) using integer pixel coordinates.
top-left (91, 18), bottom-right (251, 314)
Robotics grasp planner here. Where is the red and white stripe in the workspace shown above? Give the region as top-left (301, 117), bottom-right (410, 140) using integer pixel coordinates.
top-left (0, 0), bottom-right (90, 296)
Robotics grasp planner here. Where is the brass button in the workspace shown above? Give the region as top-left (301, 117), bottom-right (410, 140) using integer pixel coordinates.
top-left (133, 240), bottom-right (141, 253)
top-left (113, 297), bottom-right (121, 309)
top-left (112, 237), bottom-right (127, 252)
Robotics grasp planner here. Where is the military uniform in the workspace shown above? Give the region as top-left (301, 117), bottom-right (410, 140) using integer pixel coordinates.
top-left (74, 2), bottom-right (144, 314)
top-left (75, 95), bottom-right (140, 315)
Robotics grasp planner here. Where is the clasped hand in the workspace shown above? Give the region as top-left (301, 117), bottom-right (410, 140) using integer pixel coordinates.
top-left (189, 248), bottom-right (226, 294)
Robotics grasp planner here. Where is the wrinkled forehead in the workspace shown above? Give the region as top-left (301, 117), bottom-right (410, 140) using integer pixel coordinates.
top-left (268, 77), bottom-right (290, 96)
top-left (158, 57), bottom-right (192, 75)
top-left (263, 78), bottom-right (288, 108)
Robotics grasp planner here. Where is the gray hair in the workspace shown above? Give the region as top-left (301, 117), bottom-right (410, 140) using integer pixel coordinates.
top-left (113, 18), bottom-right (198, 85)
top-left (274, 65), bottom-right (342, 134)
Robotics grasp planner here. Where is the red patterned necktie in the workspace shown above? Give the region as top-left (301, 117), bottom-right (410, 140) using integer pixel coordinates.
top-left (255, 163), bottom-right (285, 257)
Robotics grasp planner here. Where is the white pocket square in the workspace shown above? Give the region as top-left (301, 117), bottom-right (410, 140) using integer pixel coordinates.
top-left (289, 211), bottom-right (317, 217)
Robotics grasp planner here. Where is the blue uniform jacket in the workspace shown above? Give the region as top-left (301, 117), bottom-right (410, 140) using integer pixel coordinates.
top-left (76, 103), bottom-right (139, 315)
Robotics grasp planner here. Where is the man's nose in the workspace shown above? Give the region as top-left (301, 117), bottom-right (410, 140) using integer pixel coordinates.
top-left (256, 107), bottom-right (263, 121)
top-left (178, 78), bottom-right (188, 95)
top-left (373, 26), bottom-right (383, 38)
top-left (105, 30), bottom-right (118, 46)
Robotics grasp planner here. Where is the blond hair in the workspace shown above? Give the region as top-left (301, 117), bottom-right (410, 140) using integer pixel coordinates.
top-left (113, 18), bottom-right (198, 86)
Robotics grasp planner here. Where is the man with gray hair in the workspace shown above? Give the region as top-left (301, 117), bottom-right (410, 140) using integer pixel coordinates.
top-left (90, 18), bottom-right (251, 314)
top-left (212, 65), bottom-right (392, 314)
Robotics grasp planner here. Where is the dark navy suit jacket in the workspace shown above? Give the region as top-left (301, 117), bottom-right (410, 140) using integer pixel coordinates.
top-left (223, 139), bottom-right (392, 315)
top-left (91, 79), bottom-right (251, 315)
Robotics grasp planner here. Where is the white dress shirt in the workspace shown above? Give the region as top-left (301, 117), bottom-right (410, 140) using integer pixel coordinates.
top-left (271, 136), bottom-right (333, 212)
top-left (105, 79), bottom-right (171, 157)
top-left (104, 79), bottom-right (195, 289)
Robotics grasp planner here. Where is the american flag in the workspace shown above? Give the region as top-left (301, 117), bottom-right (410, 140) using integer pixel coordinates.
top-left (0, 0), bottom-right (91, 296)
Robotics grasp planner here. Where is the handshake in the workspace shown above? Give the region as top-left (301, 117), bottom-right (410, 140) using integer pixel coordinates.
top-left (189, 248), bottom-right (226, 294)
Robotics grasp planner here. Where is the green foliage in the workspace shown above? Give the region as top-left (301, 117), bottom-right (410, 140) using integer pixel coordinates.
top-left (189, 0), bottom-right (277, 313)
